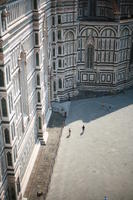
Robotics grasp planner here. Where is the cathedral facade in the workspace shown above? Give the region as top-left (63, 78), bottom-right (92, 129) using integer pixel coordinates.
top-left (0, 0), bottom-right (51, 199)
top-left (47, 0), bottom-right (133, 101)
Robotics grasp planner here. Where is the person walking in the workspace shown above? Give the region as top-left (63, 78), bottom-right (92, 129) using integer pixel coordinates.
top-left (69, 128), bottom-right (71, 136)
top-left (66, 128), bottom-right (71, 138)
top-left (82, 125), bottom-right (85, 133)
top-left (80, 125), bottom-right (85, 136)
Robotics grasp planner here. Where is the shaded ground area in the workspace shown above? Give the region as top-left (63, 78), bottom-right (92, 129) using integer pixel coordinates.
top-left (46, 89), bottom-right (133, 200)
top-left (24, 112), bottom-right (65, 200)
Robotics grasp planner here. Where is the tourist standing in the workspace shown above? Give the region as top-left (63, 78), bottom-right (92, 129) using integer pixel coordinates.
top-left (82, 125), bottom-right (85, 133)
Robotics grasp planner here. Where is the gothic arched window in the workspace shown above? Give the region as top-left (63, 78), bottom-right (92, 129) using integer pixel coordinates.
top-left (53, 81), bottom-right (56, 91)
top-left (58, 30), bottom-right (61, 40)
top-left (34, 0), bottom-right (37, 9)
top-left (58, 15), bottom-right (61, 24)
top-left (37, 74), bottom-right (40, 85)
top-left (53, 62), bottom-right (55, 70)
top-left (130, 43), bottom-right (133, 64)
top-left (7, 152), bottom-right (13, 167)
top-left (37, 92), bottom-right (41, 103)
top-left (35, 33), bottom-right (39, 45)
top-left (38, 117), bottom-right (42, 129)
top-left (36, 52), bottom-right (39, 66)
top-left (52, 16), bottom-right (55, 26)
top-left (1, 98), bottom-right (8, 117)
top-left (59, 79), bottom-right (62, 89)
top-left (58, 59), bottom-right (62, 68)
top-left (88, 0), bottom-right (96, 17)
top-left (86, 44), bottom-right (94, 69)
top-left (19, 50), bottom-right (29, 117)
top-left (53, 48), bottom-right (55, 57)
top-left (0, 70), bottom-right (4, 87)
top-left (58, 46), bottom-right (62, 55)
top-left (4, 128), bottom-right (10, 144)
top-left (52, 31), bottom-right (55, 42)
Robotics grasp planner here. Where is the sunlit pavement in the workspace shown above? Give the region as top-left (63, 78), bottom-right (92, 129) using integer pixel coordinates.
top-left (46, 89), bottom-right (133, 200)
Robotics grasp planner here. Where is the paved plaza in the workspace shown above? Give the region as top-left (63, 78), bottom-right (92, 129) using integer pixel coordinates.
top-left (46, 89), bottom-right (133, 200)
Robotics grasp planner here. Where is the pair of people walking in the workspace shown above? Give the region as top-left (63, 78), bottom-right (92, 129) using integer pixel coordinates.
top-left (66, 125), bottom-right (85, 138)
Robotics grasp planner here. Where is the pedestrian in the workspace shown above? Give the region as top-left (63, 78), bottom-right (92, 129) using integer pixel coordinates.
top-left (68, 128), bottom-right (71, 136)
top-left (66, 128), bottom-right (71, 138)
top-left (82, 125), bottom-right (85, 133)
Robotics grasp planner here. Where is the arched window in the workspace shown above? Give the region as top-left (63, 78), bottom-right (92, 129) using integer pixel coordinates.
top-left (86, 45), bottom-right (94, 69)
top-left (36, 52), bottom-right (39, 66)
top-left (59, 79), bottom-right (62, 89)
top-left (1, 98), bottom-right (8, 117)
top-left (0, 70), bottom-right (4, 87)
top-left (53, 48), bottom-right (55, 57)
top-left (58, 15), bottom-right (61, 24)
top-left (53, 62), bottom-right (55, 70)
top-left (1, 12), bottom-right (7, 32)
top-left (88, 0), bottom-right (96, 17)
top-left (4, 128), bottom-right (10, 144)
top-left (34, 0), bottom-right (37, 9)
top-left (52, 16), bottom-right (55, 26)
top-left (52, 31), bottom-right (55, 42)
top-left (7, 152), bottom-right (13, 166)
top-left (58, 59), bottom-right (62, 68)
top-left (130, 43), bottom-right (133, 64)
top-left (58, 30), bottom-right (61, 40)
top-left (38, 117), bottom-right (42, 129)
top-left (53, 81), bottom-right (56, 91)
top-left (65, 31), bottom-right (75, 63)
top-left (35, 33), bottom-right (39, 45)
top-left (37, 92), bottom-right (41, 103)
top-left (37, 74), bottom-right (40, 85)
top-left (58, 46), bottom-right (61, 55)
top-left (19, 50), bottom-right (29, 117)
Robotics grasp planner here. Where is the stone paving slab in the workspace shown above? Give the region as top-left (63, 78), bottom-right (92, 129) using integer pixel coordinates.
top-left (24, 112), bottom-right (65, 200)
top-left (46, 89), bottom-right (133, 200)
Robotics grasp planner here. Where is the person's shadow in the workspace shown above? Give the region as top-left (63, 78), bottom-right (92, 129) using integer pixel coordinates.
top-left (80, 131), bottom-right (84, 136)
top-left (66, 133), bottom-right (71, 138)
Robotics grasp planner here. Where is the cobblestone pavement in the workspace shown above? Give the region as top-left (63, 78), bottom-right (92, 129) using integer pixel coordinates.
top-left (24, 112), bottom-right (65, 200)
